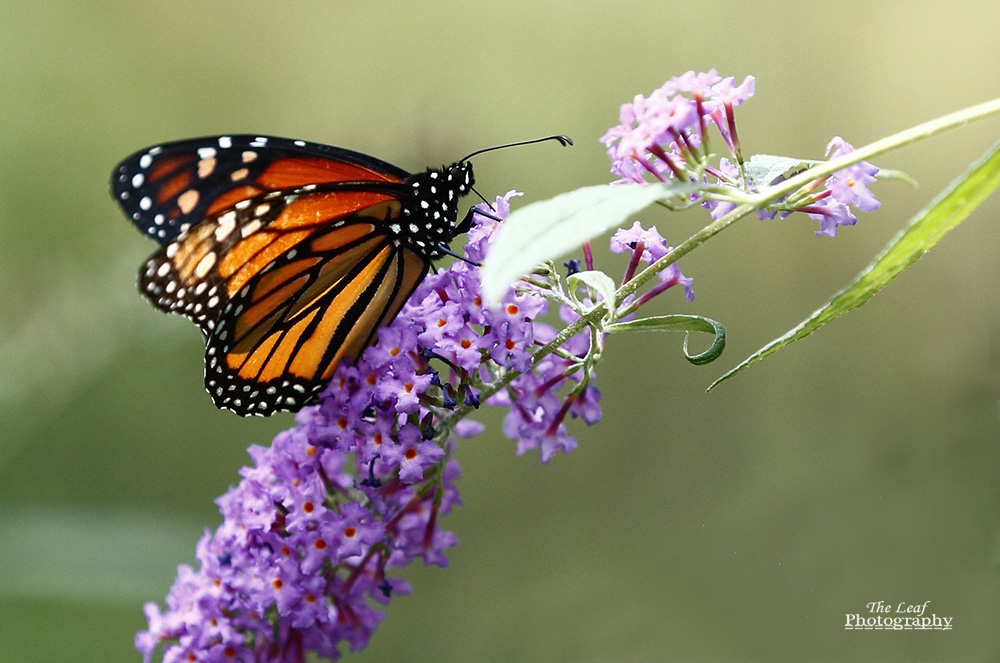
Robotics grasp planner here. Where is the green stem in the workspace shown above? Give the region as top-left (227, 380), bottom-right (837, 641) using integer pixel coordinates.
top-left (752, 97), bottom-right (1000, 206)
top-left (618, 203), bottom-right (756, 301)
top-left (437, 97), bottom-right (1000, 441)
top-left (619, 96), bottom-right (1000, 300)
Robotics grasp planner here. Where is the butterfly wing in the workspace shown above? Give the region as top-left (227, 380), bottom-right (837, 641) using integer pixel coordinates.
top-left (111, 135), bottom-right (410, 244)
top-left (206, 218), bottom-right (429, 416)
top-left (138, 183), bottom-right (429, 416)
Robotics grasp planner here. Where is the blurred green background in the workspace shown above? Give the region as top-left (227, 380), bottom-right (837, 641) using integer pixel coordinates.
top-left (2, 1), bottom-right (999, 661)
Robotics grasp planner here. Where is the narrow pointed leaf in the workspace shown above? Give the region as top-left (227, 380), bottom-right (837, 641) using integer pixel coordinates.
top-left (709, 140), bottom-right (1000, 390)
top-left (481, 182), bottom-right (696, 304)
top-left (606, 314), bottom-right (726, 364)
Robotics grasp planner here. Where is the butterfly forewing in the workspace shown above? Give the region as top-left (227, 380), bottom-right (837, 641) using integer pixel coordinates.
top-left (112, 135), bottom-right (409, 244)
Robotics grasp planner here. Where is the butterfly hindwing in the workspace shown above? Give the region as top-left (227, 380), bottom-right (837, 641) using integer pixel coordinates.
top-left (204, 226), bottom-right (430, 415)
top-left (137, 181), bottom-right (431, 415)
top-left (138, 181), bottom-right (410, 321)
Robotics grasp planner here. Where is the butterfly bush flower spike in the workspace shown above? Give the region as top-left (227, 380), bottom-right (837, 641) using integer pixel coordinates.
top-left (139, 189), bottom-right (696, 662)
top-left (136, 181), bottom-right (704, 659)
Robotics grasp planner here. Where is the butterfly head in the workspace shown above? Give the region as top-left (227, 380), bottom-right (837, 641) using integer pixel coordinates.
top-left (395, 136), bottom-right (573, 260)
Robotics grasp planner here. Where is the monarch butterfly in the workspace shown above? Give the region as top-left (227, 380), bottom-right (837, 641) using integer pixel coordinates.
top-left (111, 133), bottom-right (571, 416)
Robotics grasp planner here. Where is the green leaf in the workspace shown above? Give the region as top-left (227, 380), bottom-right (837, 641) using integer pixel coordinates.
top-left (567, 270), bottom-right (617, 314)
top-left (606, 314), bottom-right (726, 365)
top-left (480, 183), bottom-right (696, 304)
top-left (744, 154), bottom-right (819, 188)
top-left (709, 140), bottom-right (1000, 391)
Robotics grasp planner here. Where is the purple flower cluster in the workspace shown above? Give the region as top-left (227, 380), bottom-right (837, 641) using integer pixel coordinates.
top-left (601, 69), bottom-right (756, 184)
top-left (609, 221), bottom-right (695, 305)
top-left (795, 136), bottom-right (881, 237)
top-left (601, 71), bottom-right (880, 237)
top-left (737, 137), bottom-right (881, 237)
top-left (136, 192), bottom-right (605, 663)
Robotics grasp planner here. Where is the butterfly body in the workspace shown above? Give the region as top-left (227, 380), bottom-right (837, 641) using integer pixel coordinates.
top-left (113, 135), bottom-right (475, 416)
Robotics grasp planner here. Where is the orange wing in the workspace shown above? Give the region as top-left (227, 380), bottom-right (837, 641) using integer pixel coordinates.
top-left (138, 184), bottom-right (430, 416)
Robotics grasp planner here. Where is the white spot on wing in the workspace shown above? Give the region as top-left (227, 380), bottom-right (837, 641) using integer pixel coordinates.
top-left (197, 158), bottom-right (216, 178)
top-left (241, 219), bottom-right (262, 237)
top-left (194, 252), bottom-right (217, 278)
top-left (215, 214), bottom-right (236, 240)
top-left (178, 189), bottom-right (199, 214)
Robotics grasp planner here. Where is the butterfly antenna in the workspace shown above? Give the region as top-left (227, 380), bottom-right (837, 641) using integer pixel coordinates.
top-left (459, 134), bottom-right (573, 163)
top-left (470, 185), bottom-right (495, 210)
top-left (437, 244), bottom-right (481, 267)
